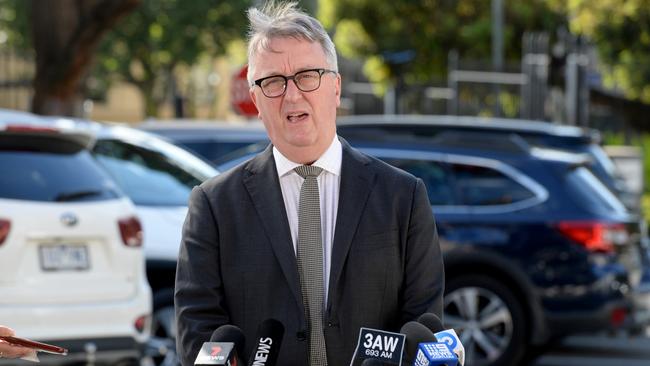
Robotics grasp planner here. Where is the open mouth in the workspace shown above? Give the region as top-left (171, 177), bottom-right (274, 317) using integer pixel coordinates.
top-left (287, 112), bottom-right (309, 122)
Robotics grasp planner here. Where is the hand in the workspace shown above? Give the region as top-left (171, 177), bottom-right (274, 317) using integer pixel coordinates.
top-left (0, 326), bottom-right (31, 359)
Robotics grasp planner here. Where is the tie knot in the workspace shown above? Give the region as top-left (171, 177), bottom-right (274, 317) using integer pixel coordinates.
top-left (294, 165), bottom-right (323, 179)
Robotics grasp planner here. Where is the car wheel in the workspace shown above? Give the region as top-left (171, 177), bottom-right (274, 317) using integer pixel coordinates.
top-left (444, 275), bottom-right (526, 366)
top-left (148, 301), bottom-right (180, 366)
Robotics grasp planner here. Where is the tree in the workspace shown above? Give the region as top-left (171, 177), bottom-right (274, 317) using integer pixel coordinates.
top-left (319, 0), bottom-right (565, 89)
top-left (30, 0), bottom-right (140, 116)
top-left (568, 0), bottom-right (650, 104)
top-left (92, 0), bottom-right (251, 117)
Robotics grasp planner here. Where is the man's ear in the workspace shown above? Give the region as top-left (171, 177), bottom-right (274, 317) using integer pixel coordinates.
top-left (249, 88), bottom-right (262, 119)
top-left (335, 73), bottom-right (342, 107)
top-left (249, 87), bottom-right (258, 107)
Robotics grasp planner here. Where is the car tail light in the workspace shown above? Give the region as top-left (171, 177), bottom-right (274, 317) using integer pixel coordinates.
top-left (610, 307), bottom-right (628, 328)
top-left (5, 125), bottom-right (59, 133)
top-left (134, 314), bottom-right (149, 333)
top-left (556, 221), bottom-right (629, 253)
top-left (0, 219), bottom-right (10, 246)
top-left (118, 216), bottom-right (143, 247)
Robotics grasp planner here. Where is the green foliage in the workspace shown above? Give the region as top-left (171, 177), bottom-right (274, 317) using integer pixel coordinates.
top-left (320, 0), bottom-right (565, 89)
top-left (643, 194), bottom-right (650, 223)
top-left (90, 0), bottom-right (252, 116)
top-left (0, 0), bottom-right (251, 117)
top-left (568, 0), bottom-right (650, 103)
top-left (0, 0), bottom-right (31, 49)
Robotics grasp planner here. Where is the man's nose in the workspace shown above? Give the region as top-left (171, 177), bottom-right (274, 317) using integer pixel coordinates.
top-left (283, 78), bottom-right (303, 100)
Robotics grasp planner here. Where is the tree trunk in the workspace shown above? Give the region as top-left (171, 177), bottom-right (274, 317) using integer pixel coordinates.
top-left (30, 0), bottom-right (140, 116)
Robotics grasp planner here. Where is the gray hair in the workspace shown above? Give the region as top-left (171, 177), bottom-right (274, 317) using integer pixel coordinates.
top-left (246, 1), bottom-right (338, 85)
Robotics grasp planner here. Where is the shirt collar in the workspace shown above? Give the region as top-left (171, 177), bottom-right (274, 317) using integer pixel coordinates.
top-left (273, 136), bottom-right (342, 178)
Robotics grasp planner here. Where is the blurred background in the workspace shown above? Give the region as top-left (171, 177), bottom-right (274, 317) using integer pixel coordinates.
top-left (2, 1), bottom-right (650, 366)
top-left (1, 0), bottom-right (648, 206)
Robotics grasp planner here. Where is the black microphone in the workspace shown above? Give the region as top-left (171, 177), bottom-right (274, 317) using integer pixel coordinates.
top-left (399, 321), bottom-right (437, 364)
top-left (416, 313), bottom-right (444, 334)
top-left (246, 318), bottom-right (284, 366)
top-left (194, 325), bottom-right (246, 366)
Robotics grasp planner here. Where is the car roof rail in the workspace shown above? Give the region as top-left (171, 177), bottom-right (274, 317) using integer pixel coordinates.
top-left (428, 130), bottom-right (531, 153)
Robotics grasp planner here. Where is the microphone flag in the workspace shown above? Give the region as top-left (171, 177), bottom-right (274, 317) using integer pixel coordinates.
top-left (434, 329), bottom-right (465, 366)
top-left (414, 342), bottom-right (458, 366)
top-left (350, 327), bottom-right (405, 366)
top-left (194, 342), bottom-right (238, 366)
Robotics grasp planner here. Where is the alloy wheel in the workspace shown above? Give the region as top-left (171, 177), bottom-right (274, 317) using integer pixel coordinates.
top-left (444, 286), bottom-right (514, 365)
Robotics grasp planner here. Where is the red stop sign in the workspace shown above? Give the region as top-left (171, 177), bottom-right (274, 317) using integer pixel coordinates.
top-left (230, 65), bottom-right (258, 117)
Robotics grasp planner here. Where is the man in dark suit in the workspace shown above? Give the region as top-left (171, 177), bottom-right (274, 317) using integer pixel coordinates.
top-left (174, 2), bottom-right (444, 365)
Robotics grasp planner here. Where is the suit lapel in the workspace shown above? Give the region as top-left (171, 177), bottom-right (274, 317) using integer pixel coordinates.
top-left (328, 139), bottom-right (375, 308)
top-left (242, 145), bottom-right (303, 311)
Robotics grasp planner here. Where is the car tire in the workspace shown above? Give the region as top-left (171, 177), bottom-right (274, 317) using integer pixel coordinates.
top-left (149, 290), bottom-right (180, 366)
top-left (444, 274), bottom-right (527, 366)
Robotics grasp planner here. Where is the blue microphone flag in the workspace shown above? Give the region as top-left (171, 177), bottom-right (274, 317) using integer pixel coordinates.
top-left (413, 342), bottom-right (458, 366)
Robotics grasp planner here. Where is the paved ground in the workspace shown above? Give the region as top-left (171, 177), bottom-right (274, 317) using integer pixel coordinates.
top-left (533, 334), bottom-right (650, 366)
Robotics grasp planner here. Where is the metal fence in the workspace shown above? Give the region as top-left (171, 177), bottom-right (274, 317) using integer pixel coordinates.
top-left (0, 49), bottom-right (34, 111)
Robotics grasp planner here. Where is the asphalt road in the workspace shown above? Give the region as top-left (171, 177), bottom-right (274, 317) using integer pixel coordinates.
top-left (533, 334), bottom-right (650, 366)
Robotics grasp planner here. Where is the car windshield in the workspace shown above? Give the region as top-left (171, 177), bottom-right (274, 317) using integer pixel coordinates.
top-left (93, 138), bottom-right (217, 206)
top-left (0, 136), bottom-right (122, 202)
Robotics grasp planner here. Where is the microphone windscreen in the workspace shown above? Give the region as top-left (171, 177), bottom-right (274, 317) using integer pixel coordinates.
top-left (209, 325), bottom-right (246, 357)
top-left (360, 359), bottom-right (385, 366)
top-left (399, 321), bottom-right (437, 361)
top-left (417, 313), bottom-right (445, 334)
top-left (247, 318), bottom-right (285, 366)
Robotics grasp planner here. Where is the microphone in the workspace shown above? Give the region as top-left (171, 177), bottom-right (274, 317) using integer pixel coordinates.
top-left (431, 329), bottom-right (464, 366)
top-left (399, 321), bottom-right (437, 364)
top-left (194, 325), bottom-right (246, 366)
top-left (246, 318), bottom-right (284, 366)
top-left (416, 313), bottom-right (444, 334)
top-left (413, 342), bottom-right (459, 366)
top-left (349, 327), bottom-right (406, 366)
top-left (417, 313), bottom-right (465, 366)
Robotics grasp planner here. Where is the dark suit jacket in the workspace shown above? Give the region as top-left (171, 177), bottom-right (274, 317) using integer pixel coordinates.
top-left (175, 139), bottom-right (444, 366)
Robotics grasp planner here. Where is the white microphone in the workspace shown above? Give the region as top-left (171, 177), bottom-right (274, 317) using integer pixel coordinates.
top-left (417, 313), bottom-right (465, 366)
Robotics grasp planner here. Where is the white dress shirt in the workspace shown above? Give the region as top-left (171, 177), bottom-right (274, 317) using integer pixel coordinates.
top-left (273, 136), bottom-right (342, 303)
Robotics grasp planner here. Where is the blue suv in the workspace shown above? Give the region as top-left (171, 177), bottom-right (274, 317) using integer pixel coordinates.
top-left (218, 136), bottom-right (648, 366)
top-left (336, 115), bottom-right (638, 212)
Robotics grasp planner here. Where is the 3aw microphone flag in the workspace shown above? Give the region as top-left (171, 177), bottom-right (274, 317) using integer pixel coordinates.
top-left (349, 327), bottom-right (406, 366)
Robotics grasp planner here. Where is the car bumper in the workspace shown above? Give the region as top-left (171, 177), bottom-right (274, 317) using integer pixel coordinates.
top-left (0, 285), bottom-right (151, 365)
top-left (544, 298), bottom-right (631, 336)
top-left (630, 268), bottom-right (650, 329)
top-left (0, 337), bottom-right (144, 366)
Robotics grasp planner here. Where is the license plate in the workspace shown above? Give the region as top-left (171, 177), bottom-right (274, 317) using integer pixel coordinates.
top-left (39, 245), bottom-right (89, 271)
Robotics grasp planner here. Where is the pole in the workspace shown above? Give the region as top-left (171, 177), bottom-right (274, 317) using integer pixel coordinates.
top-left (492, 0), bottom-right (504, 117)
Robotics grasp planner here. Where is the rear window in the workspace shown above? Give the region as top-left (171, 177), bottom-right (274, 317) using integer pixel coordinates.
top-left (451, 163), bottom-right (536, 206)
top-left (93, 139), bottom-right (211, 206)
top-left (565, 166), bottom-right (627, 215)
top-left (384, 158), bottom-right (536, 207)
top-left (0, 136), bottom-right (122, 202)
top-left (383, 159), bottom-right (456, 205)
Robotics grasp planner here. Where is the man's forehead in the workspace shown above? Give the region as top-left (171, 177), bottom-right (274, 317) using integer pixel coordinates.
top-left (255, 35), bottom-right (319, 55)
top-left (251, 37), bottom-right (327, 75)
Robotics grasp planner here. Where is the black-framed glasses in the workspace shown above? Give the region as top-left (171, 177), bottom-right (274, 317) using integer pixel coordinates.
top-left (252, 68), bottom-right (337, 98)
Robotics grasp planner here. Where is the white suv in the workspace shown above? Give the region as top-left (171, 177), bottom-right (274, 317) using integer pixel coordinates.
top-left (0, 120), bottom-right (152, 365)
